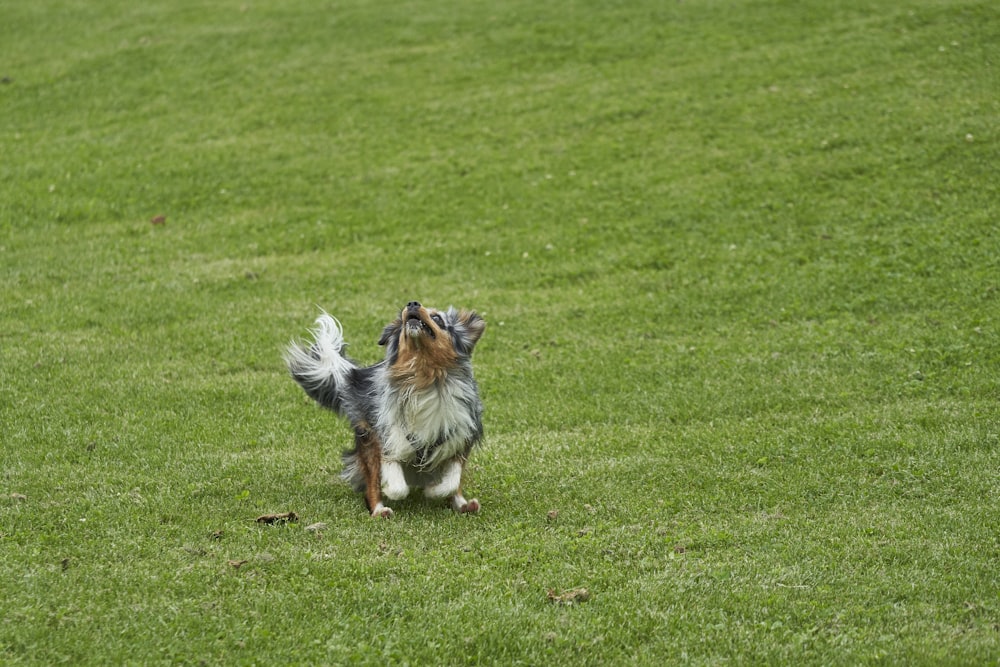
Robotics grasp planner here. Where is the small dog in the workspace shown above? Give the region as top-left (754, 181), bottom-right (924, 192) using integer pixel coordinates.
top-left (285, 301), bottom-right (486, 518)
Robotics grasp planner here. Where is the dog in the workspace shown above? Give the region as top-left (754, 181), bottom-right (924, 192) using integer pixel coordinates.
top-left (285, 301), bottom-right (486, 518)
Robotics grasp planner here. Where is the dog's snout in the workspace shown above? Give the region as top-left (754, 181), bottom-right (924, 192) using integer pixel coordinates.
top-left (407, 301), bottom-right (421, 310)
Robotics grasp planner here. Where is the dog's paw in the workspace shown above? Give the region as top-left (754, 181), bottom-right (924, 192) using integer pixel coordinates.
top-left (461, 498), bottom-right (481, 514)
top-left (371, 503), bottom-right (394, 519)
top-left (452, 496), bottom-right (480, 514)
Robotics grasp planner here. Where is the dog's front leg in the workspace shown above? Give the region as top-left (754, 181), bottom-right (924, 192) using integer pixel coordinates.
top-left (424, 458), bottom-right (462, 499)
top-left (425, 457), bottom-right (480, 514)
top-left (380, 427), bottom-right (411, 503)
top-left (381, 460), bottom-right (410, 501)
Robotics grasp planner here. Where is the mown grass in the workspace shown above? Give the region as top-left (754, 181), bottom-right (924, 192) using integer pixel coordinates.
top-left (2, 0), bottom-right (999, 664)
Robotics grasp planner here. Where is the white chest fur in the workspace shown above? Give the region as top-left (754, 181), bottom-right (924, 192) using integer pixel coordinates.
top-left (378, 380), bottom-right (477, 468)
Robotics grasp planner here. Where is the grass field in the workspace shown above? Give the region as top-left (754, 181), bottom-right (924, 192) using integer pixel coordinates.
top-left (2, 0), bottom-right (999, 664)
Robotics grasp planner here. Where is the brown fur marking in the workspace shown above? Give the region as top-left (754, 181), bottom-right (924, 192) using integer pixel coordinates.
top-left (390, 307), bottom-right (458, 390)
top-left (353, 420), bottom-right (383, 513)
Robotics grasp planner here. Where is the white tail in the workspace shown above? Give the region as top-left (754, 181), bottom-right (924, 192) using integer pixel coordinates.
top-left (285, 312), bottom-right (355, 393)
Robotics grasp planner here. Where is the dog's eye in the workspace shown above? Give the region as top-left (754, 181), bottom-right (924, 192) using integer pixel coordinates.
top-left (430, 314), bottom-right (444, 327)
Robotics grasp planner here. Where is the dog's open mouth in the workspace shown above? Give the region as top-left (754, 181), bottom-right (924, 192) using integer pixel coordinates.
top-left (404, 312), bottom-right (435, 339)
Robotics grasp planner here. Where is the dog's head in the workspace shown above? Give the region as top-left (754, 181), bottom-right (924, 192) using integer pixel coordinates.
top-left (379, 301), bottom-right (485, 387)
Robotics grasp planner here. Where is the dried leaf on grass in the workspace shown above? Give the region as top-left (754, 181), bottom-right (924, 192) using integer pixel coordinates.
top-left (255, 512), bottom-right (299, 524)
top-left (547, 587), bottom-right (591, 605)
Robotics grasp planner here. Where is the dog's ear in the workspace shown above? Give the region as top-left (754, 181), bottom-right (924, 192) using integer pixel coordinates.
top-left (457, 310), bottom-right (486, 349)
top-left (378, 319), bottom-right (402, 346)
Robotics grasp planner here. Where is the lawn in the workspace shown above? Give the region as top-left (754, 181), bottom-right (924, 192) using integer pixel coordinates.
top-left (1, 0), bottom-right (998, 664)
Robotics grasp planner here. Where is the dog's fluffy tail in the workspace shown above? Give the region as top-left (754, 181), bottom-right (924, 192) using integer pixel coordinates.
top-left (285, 313), bottom-right (356, 415)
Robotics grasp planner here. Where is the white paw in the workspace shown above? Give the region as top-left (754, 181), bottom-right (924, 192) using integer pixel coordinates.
top-left (371, 503), bottom-right (394, 519)
top-left (451, 496), bottom-right (480, 514)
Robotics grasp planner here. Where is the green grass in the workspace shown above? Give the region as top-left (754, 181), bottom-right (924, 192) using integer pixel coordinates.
top-left (2, 0), bottom-right (999, 663)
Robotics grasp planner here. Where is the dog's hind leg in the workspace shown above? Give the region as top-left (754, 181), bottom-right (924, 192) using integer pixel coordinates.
top-left (355, 423), bottom-right (392, 518)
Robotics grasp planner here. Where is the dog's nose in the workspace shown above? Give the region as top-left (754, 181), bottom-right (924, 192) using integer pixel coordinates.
top-left (407, 301), bottom-right (421, 310)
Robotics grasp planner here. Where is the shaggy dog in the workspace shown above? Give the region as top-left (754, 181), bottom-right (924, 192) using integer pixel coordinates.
top-left (285, 302), bottom-right (485, 518)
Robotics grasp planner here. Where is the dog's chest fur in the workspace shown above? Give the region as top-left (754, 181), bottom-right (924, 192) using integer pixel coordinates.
top-left (378, 375), bottom-right (479, 467)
